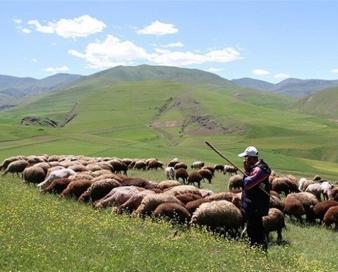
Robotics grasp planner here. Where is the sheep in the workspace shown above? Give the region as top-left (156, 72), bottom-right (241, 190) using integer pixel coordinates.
top-left (175, 168), bottom-right (189, 184)
top-left (2, 159), bottom-right (29, 177)
top-left (320, 181), bottom-right (334, 200)
top-left (262, 208), bottom-right (286, 243)
top-left (69, 164), bottom-right (87, 172)
top-left (223, 165), bottom-right (238, 176)
top-left (187, 171), bottom-right (203, 188)
top-left (174, 162), bottom-right (188, 170)
top-left (22, 166), bottom-right (46, 184)
top-left (120, 177), bottom-right (156, 190)
top-left (157, 180), bottom-right (180, 191)
top-left (305, 183), bottom-right (323, 200)
top-left (37, 168), bottom-right (76, 190)
top-left (322, 206), bottom-right (338, 230)
top-left (86, 164), bottom-right (102, 172)
top-left (228, 175), bottom-right (243, 191)
top-left (270, 195), bottom-right (284, 211)
top-left (165, 185), bottom-right (202, 197)
top-left (0, 156), bottom-right (25, 171)
top-left (190, 200), bottom-right (243, 236)
top-left (185, 198), bottom-right (211, 214)
top-left (191, 161), bottom-right (204, 169)
top-left (313, 200), bottom-right (338, 222)
top-left (78, 179), bottom-right (121, 203)
top-left (206, 192), bottom-right (234, 202)
top-left (60, 179), bottom-right (93, 199)
top-left (114, 190), bottom-right (155, 214)
top-left (146, 160), bottom-right (163, 170)
top-left (33, 162), bottom-right (50, 173)
top-left (175, 192), bottom-right (202, 204)
top-left (153, 203), bottom-right (191, 224)
top-left (110, 161), bottom-right (128, 175)
top-left (214, 164), bottom-right (224, 172)
top-left (165, 167), bottom-right (176, 180)
top-left (201, 166), bottom-right (215, 176)
top-left (94, 186), bottom-right (141, 209)
top-left (331, 187), bottom-right (338, 201)
top-left (91, 169), bottom-right (112, 178)
top-left (198, 169), bottom-right (213, 184)
top-left (42, 178), bottom-right (72, 194)
top-left (167, 158), bottom-right (179, 167)
top-left (271, 177), bottom-right (292, 196)
top-left (199, 189), bottom-right (214, 198)
top-left (133, 160), bottom-right (147, 170)
top-left (298, 177), bottom-right (314, 191)
top-left (284, 192), bottom-right (318, 222)
top-left (134, 193), bottom-right (182, 217)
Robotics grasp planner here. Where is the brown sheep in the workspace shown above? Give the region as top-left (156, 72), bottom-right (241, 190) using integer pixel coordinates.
top-left (42, 178), bottom-right (72, 194)
top-left (185, 198), bottom-right (210, 214)
top-left (223, 165), bottom-right (238, 176)
top-left (134, 193), bottom-right (183, 217)
top-left (175, 168), bottom-right (189, 184)
top-left (331, 187), bottom-right (338, 201)
top-left (201, 166), bottom-right (215, 176)
top-left (120, 177), bottom-right (155, 190)
top-left (22, 166), bottom-right (46, 184)
top-left (3, 159), bottom-right (29, 177)
top-left (110, 161), bottom-right (128, 175)
top-left (114, 190), bottom-right (155, 214)
top-left (174, 162), bottom-right (188, 170)
top-left (133, 161), bottom-right (147, 170)
top-left (187, 171), bottom-right (203, 188)
top-left (153, 203), bottom-right (191, 224)
top-left (175, 192), bottom-right (202, 204)
top-left (78, 179), bottom-right (121, 203)
top-left (0, 156), bottom-right (25, 171)
top-left (206, 192), bottom-right (234, 202)
top-left (313, 200), bottom-right (338, 222)
top-left (61, 179), bottom-right (93, 199)
top-left (322, 206), bottom-right (338, 230)
top-left (146, 160), bottom-right (163, 170)
top-left (157, 180), bottom-right (180, 191)
top-left (198, 169), bottom-right (213, 184)
top-left (284, 192), bottom-right (318, 222)
top-left (263, 208), bottom-right (286, 243)
top-left (214, 164), bottom-right (224, 172)
top-left (228, 175), bottom-right (243, 191)
top-left (270, 195), bottom-right (284, 211)
top-left (271, 177), bottom-right (291, 195)
top-left (167, 158), bottom-right (179, 167)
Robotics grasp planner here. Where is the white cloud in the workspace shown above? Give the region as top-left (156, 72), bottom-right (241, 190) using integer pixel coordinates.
top-left (27, 15), bottom-right (106, 38)
top-left (331, 68), bottom-right (338, 74)
top-left (13, 18), bottom-right (22, 24)
top-left (21, 28), bottom-right (32, 34)
top-left (45, 65), bottom-right (69, 73)
top-left (252, 69), bottom-right (270, 76)
top-left (69, 34), bottom-right (242, 69)
top-left (162, 42), bottom-right (184, 48)
top-left (68, 34), bottom-right (148, 69)
top-left (137, 20), bottom-right (178, 35)
top-left (274, 73), bottom-right (290, 79)
top-left (32, 58), bottom-right (38, 63)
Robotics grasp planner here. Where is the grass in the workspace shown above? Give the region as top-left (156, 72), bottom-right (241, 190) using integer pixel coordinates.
top-left (0, 175), bottom-right (337, 272)
top-left (0, 68), bottom-right (338, 270)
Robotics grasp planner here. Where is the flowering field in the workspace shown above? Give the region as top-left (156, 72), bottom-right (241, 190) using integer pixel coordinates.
top-left (0, 174), bottom-right (337, 272)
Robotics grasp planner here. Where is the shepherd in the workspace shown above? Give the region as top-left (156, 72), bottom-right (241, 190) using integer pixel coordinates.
top-left (238, 146), bottom-right (271, 251)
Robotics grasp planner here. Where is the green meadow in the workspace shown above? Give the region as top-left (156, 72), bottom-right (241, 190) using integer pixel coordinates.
top-left (0, 66), bottom-right (337, 271)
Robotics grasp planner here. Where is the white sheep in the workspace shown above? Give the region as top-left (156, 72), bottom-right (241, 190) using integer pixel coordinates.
top-left (191, 161), bottom-right (205, 169)
top-left (165, 166), bottom-right (176, 180)
top-left (37, 168), bottom-right (76, 190)
top-left (190, 200), bottom-right (243, 235)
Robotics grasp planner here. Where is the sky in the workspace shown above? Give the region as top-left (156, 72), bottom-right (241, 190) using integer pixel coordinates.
top-left (1, 0), bottom-right (338, 82)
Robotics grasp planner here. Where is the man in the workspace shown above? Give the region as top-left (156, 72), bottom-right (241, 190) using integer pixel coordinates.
top-left (238, 146), bottom-right (271, 250)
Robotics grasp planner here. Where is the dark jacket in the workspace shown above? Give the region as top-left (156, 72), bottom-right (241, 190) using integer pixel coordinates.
top-left (241, 159), bottom-right (271, 217)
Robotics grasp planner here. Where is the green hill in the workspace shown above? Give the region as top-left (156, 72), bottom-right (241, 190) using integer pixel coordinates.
top-left (296, 87), bottom-right (338, 118)
top-left (0, 65), bottom-right (337, 178)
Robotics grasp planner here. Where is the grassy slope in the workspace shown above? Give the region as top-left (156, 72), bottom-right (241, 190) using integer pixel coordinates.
top-left (0, 174), bottom-right (337, 272)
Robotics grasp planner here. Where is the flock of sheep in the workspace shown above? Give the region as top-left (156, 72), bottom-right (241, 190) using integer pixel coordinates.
top-left (1, 154), bottom-right (338, 244)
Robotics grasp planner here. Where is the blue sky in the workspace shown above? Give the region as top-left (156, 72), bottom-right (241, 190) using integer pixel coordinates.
top-left (1, 1), bottom-right (338, 82)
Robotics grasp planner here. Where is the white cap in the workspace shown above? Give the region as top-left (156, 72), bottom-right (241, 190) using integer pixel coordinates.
top-left (238, 146), bottom-right (259, 157)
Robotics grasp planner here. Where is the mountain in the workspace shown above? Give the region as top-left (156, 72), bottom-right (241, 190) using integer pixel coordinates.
top-left (0, 73), bottom-right (83, 105)
top-left (231, 78), bottom-right (274, 91)
top-left (296, 86), bottom-right (338, 118)
top-left (232, 77), bottom-right (338, 98)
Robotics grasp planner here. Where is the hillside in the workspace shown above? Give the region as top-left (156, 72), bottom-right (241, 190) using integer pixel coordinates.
top-left (296, 87), bottom-right (338, 118)
top-left (0, 73), bottom-right (83, 107)
top-left (232, 77), bottom-right (338, 98)
top-left (0, 65), bottom-right (337, 178)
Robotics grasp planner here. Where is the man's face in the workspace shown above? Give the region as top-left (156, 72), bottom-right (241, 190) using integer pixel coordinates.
top-left (245, 156), bottom-right (258, 166)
